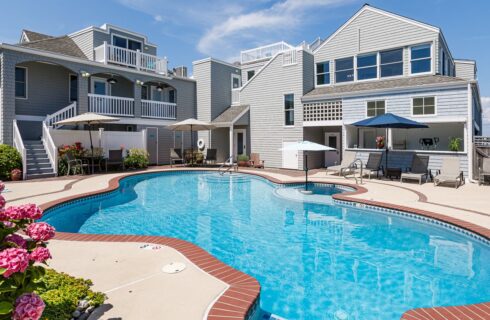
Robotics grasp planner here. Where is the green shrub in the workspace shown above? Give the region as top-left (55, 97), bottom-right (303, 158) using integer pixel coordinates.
top-left (123, 148), bottom-right (149, 169)
top-left (36, 269), bottom-right (105, 320)
top-left (0, 144), bottom-right (22, 180)
top-left (448, 137), bottom-right (462, 152)
top-left (237, 154), bottom-right (249, 162)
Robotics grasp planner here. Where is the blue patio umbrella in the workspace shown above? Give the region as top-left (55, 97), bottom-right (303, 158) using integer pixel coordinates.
top-left (351, 113), bottom-right (428, 172)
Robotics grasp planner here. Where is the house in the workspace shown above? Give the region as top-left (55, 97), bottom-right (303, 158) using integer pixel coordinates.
top-left (193, 4), bottom-right (483, 180)
top-left (1, 24), bottom-right (196, 178)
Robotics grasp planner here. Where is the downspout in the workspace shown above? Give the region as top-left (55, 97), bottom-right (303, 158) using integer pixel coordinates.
top-left (467, 83), bottom-right (476, 183)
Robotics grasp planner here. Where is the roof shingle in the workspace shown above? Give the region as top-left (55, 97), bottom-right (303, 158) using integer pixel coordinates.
top-left (21, 30), bottom-right (54, 42)
top-left (18, 36), bottom-right (87, 59)
top-left (212, 105), bottom-right (249, 124)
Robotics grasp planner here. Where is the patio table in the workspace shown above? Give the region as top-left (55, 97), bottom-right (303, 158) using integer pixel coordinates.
top-left (385, 167), bottom-right (402, 180)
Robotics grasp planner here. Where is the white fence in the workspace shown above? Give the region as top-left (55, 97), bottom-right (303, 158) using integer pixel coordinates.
top-left (94, 42), bottom-right (168, 75)
top-left (141, 100), bottom-right (177, 119)
top-left (88, 94), bottom-right (134, 117)
top-left (42, 122), bottom-right (58, 175)
top-left (282, 49), bottom-right (297, 66)
top-left (241, 41), bottom-right (294, 64)
top-left (49, 129), bottom-right (146, 158)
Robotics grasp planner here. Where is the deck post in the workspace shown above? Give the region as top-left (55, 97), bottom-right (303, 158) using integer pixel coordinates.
top-left (229, 126), bottom-right (233, 164)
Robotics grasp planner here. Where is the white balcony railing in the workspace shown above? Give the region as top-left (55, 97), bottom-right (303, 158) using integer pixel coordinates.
top-left (88, 94), bottom-right (134, 117)
top-left (42, 121), bottom-right (58, 176)
top-left (231, 88), bottom-right (241, 105)
top-left (94, 42), bottom-right (168, 75)
top-left (141, 100), bottom-right (177, 119)
top-left (241, 41), bottom-right (294, 64)
top-left (45, 102), bottom-right (77, 127)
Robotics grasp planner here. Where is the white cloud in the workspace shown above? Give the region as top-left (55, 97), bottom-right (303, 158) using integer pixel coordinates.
top-left (154, 15), bottom-right (163, 22)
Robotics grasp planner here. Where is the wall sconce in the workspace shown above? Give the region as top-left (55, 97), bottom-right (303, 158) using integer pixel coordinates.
top-left (80, 71), bottom-right (91, 78)
top-left (136, 80), bottom-right (145, 86)
top-left (107, 77), bottom-right (118, 84)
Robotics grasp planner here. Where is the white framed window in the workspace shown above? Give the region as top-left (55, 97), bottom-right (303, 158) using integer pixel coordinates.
top-left (357, 53), bottom-right (377, 81)
top-left (168, 89), bottom-right (176, 103)
top-left (112, 34), bottom-right (142, 51)
top-left (367, 100), bottom-right (385, 117)
top-left (141, 85), bottom-right (149, 100)
top-left (247, 70), bottom-right (255, 81)
top-left (69, 74), bottom-right (78, 102)
top-left (380, 48), bottom-right (403, 78)
top-left (412, 96), bottom-right (436, 116)
top-left (231, 74), bottom-right (241, 89)
top-left (91, 77), bottom-right (109, 96)
top-left (15, 67), bottom-right (27, 99)
top-left (335, 57), bottom-right (354, 83)
top-left (316, 61), bottom-right (330, 85)
top-left (410, 44), bottom-right (432, 74)
top-left (284, 94), bottom-right (294, 126)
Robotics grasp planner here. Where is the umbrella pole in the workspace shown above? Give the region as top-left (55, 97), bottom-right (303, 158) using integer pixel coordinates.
top-left (89, 122), bottom-right (94, 174)
top-left (190, 125), bottom-right (193, 166)
top-left (305, 152), bottom-right (308, 191)
top-left (385, 128), bottom-right (388, 175)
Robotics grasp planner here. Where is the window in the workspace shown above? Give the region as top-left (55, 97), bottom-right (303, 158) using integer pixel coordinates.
top-left (69, 75), bottom-right (78, 102)
top-left (112, 35), bottom-right (142, 51)
top-left (357, 53), bottom-right (377, 80)
top-left (413, 97), bottom-right (435, 115)
top-left (284, 94), bottom-right (294, 126)
top-left (168, 89), bottom-right (175, 103)
top-left (141, 85), bottom-right (149, 100)
top-left (380, 48), bottom-right (403, 77)
top-left (15, 67), bottom-right (27, 98)
top-left (316, 61), bottom-right (330, 85)
top-left (247, 70), bottom-right (255, 81)
top-left (367, 100), bottom-right (385, 117)
top-left (113, 35), bottom-right (127, 48)
top-left (335, 57), bottom-right (354, 83)
top-left (231, 74), bottom-right (241, 89)
top-left (411, 44), bottom-right (431, 74)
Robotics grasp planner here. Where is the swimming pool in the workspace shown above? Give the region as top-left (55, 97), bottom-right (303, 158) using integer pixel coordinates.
top-left (43, 171), bottom-right (490, 319)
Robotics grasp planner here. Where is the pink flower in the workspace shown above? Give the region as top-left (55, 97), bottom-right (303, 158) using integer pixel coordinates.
top-left (29, 247), bottom-right (51, 263)
top-left (22, 204), bottom-right (43, 220)
top-left (5, 234), bottom-right (27, 248)
top-left (5, 206), bottom-right (24, 220)
top-left (26, 222), bottom-right (55, 242)
top-left (0, 195), bottom-right (5, 209)
top-left (13, 293), bottom-right (45, 320)
top-left (0, 248), bottom-right (29, 278)
top-left (0, 181), bottom-right (5, 193)
top-left (0, 209), bottom-right (7, 221)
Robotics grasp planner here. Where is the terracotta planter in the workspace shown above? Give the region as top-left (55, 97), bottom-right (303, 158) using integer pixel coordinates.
top-left (11, 170), bottom-right (22, 181)
top-left (238, 161), bottom-right (249, 167)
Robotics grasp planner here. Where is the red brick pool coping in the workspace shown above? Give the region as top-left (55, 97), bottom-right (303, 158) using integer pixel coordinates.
top-left (39, 168), bottom-right (490, 320)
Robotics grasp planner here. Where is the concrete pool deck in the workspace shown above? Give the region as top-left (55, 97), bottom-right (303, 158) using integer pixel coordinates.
top-left (4, 166), bottom-right (490, 319)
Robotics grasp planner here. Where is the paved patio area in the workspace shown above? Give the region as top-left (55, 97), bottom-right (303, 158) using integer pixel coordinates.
top-left (4, 166), bottom-right (490, 319)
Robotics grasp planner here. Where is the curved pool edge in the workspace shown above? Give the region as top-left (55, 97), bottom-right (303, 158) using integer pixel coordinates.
top-left (39, 168), bottom-right (490, 320)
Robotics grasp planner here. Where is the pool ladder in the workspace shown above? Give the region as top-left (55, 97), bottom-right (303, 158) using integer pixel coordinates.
top-left (342, 158), bottom-right (363, 185)
top-left (218, 156), bottom-right (237, 176)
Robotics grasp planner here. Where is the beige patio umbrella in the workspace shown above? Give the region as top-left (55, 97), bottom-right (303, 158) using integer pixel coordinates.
top-left (55, 112), bottom-right (120, 173)
top-left (166, 118), bottom-right (215, 165)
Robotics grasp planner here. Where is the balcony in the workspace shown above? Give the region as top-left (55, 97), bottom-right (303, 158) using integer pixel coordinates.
top-left (89, 94), bottom-right (134, 117)
top-left (142, 100), bottom-right (177, 119)
top-left (241, 41), bottom-right (294, 64)
top-left (94, 42), bottom-right (168, 75)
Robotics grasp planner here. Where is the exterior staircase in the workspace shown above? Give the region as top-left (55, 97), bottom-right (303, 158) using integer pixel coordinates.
top-left (24, 140), bottom-right (56, 179)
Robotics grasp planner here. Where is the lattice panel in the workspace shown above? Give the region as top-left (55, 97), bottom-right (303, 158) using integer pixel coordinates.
top-left (303, 101), bottom-right (342, 122)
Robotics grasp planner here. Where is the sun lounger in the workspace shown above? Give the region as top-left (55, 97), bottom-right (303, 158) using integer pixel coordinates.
top-left (433, 157), bottom-right (464, 188)
top-left (205, 149), bottom-right (217, 165)
top-left (326, 151), bottom-right (356, 175)
top-left (401, 155), bottom-right (430, 184)
top-left (170, 148), bottom-right (184, 167)
top-left (359, 152), bottom-right (383, 179)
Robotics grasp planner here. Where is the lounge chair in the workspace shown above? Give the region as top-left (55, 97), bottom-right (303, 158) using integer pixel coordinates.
top-left (359, 152), bottom-right (383, 179)
top-left (433, 157), bottom-right (464, 189)
top-left (64, 152), bottom-right (88, 175)
top-left (401, 155), bottom-right (430, 184)
top-left (205, 149), bottom-right (217, 165)
top-left (105, 149), bottom-right (125, 172)
top-left (249, 153), bottom-right (265, 168)
top-left (170, 148), bottom-right (184, 167)
top-left (478, 157), bottom-right (490, 186)
top-left (326, 151), bottom-right (356, 176)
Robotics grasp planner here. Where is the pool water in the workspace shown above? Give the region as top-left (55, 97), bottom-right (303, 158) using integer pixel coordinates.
top-left (43, 172), bottom-right (490, 320)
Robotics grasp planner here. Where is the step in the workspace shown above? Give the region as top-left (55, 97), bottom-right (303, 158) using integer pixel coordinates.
top-left (26, 167), bottom-right (54, 174)
top-left (27, 163), bottom-right (52, 170)
top-left (26, 172), bottom-right (56, 180)
top-left (26, 150), bottom-right (48, 156)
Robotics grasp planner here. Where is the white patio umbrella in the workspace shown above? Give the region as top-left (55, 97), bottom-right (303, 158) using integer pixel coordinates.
top-left (55, 112), bottom-right (120, 173)
top-left (279, 141), bottom-right (336, 193)
top-left (166, 118), bottom-right (215, 165)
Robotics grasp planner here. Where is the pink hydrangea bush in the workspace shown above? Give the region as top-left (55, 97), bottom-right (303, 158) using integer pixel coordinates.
top-left (0, 181), bottom-right (54, 320)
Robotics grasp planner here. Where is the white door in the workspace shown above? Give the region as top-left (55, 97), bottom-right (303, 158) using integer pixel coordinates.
top-left (233, 129), bottom-right (246, 159)
top-left (325, 132), bottom-right (341, 167)
top-left (91, 77), bottom-right (108, 95)
top-left (282, 141), bottom-right (298, 169)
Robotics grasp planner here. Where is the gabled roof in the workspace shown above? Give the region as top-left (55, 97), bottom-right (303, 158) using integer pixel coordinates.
top-left (20, 30), bottom-right (54, 43)
top-left (313, 4), bottom-right (440, 54)
top-left (212, 105), bottom-right (249, 126)
top-left (302, 75), bottom-right (467, 101)
top-left (18, 36), bottom-right (87, 59)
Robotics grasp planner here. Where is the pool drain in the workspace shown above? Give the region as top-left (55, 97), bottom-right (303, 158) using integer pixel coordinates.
top-left (162, 262), bottom-right (186, 274)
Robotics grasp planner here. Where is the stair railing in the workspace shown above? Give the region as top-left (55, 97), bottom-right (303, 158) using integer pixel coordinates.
top-left (342, 158), bottom-right (363, 185)
top-left (219, 156), bottom-right (235, 175)
top-left (45, 102), bottom-right (77, 128)
top-left (42, 121), bottom-right (58, 176)
top-left (13, 120), bottom-right (27, 180)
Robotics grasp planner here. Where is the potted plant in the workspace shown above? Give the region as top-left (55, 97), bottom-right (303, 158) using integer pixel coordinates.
top-left (237, 154), bottom-right (250, 167)
top-left (11, 168), bottom-right (22, 181)
top-left (448, 137), bottom-right (462, 152)
top-left (376, 136), bottom-right (385, 149)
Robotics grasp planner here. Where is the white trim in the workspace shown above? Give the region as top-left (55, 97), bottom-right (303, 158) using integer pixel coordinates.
top-left (91, 77), bottom-right (110, 95)
top-left (239, 51), bottom-right (283, 92)
top-left (68, 73), bottom-right (78, 102)
top-left (356, 52), bottom-right (379, 82)
top-left (313, 5), bottom-right (439, 54)
top-left (303, 120), bottom-right (343, 127)
top-left (231, 73), bottom-right (241, 89)
top-left (345, 148), bottom-right (467, 155)
top-left (379, 47), bottom-right (404, 79)
top-left (334, 56), bottom-right (355, 84)
top-left (467, 83), bottom-right (475, 182)
top-left (14, 66), bottom-right (28, 99)
top-left (365, 100), bottom-right (386, 118)
top-left (192, 57), bottom-right (239, 69)
top-left (315, 60), bottom-right (331, 87)
top-left (409, 42), bottom-right (433, 76)
top-left (284, 93), bottom-right (295, 127)
top-left (411, 95), bottom-right (437, 117)
top-left (15, 115), bottom-right (45, 121)
top-left (233, 128), bottom-right (247, 157)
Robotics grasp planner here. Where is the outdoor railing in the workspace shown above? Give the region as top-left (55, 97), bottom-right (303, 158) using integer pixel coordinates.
top-left (88, 94), bottom-right (134, 117)
top-left (45, 102), bottom-right (77, 127)
top-left (13, 120), bottom-right (27, 180)
top-left (282, 49), bottom-right (297, 66)
top-left (141, 100), bottom-right (177, 119)
top-left (241, 41), bottom-right (294, 64)
top-left (42, 121), bottom-right (58, 176)
top-left (94, 42), bottom-right (168, 75)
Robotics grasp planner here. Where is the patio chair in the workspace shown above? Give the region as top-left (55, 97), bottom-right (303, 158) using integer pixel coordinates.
top-left (170, 148), bottom-right (184, 167)
top-left (105, 149), bottom-right (125, 172)
top-left (433, 157), bottom-right (464, 189)
top-left (249, 153), bottom-right (264, 169)
top-left (400, 155), bottom-right (430, 184)
top-left (478, 157), bottom-right (490, 186)
top-left (359, 152), bottom-right (383, 179)
top-left (205, 149), bottom-right (217, 165)
top-left (63, 152), bottom-right (89, 175)
top-left (326, 151), bottom-right (356, 176)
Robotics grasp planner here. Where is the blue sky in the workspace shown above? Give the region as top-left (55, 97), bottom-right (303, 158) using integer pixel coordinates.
top-left (1, 0), bottom-right (489, 132)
